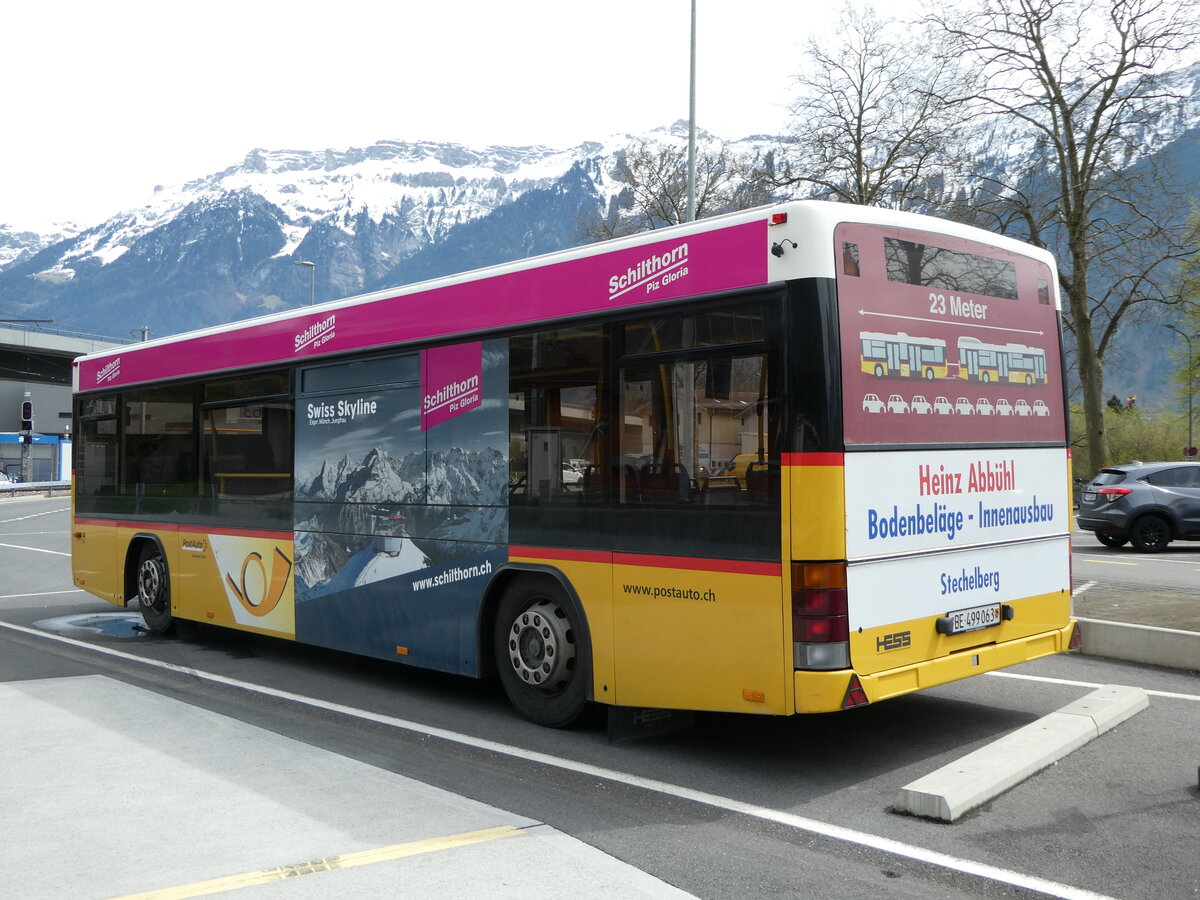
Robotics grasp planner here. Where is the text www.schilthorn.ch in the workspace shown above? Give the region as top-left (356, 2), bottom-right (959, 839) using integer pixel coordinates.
top-left (412, 560), bottom-right (493, 591)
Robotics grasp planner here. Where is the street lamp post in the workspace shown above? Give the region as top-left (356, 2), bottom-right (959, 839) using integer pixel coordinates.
top-left (686, 0), bottom-right (697, 223)
top-left (1163, 323), bottom-right (1196, 458)
top-left (293, 260), bottom-right (316, 306)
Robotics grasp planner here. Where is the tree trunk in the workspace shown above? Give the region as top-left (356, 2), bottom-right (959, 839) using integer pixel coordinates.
top-left (1069, 277), bottom-right (1107, 478)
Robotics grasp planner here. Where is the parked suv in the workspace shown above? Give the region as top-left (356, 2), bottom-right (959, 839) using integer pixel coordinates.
top-left (1076, 461), bottom-right (1200, 552)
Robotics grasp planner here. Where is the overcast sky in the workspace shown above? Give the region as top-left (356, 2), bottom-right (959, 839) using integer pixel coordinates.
top-left (1, 0), bottom-right (867, 230)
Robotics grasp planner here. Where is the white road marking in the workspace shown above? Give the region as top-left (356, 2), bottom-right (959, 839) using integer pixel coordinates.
top-left (986, 669), bottom-right (1200, 703)
top-left (0, 589), bottom-right (86, 600)
top-left (0, 507), bottom-right (69, 524)
top-left (0, 541), bottom-right (69, 557)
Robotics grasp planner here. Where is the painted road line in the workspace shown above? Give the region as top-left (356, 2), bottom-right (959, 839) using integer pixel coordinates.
top-left (895, 685), bottom-right (1149, 822)
top-left (112, 826), bottom-right (528, 899)
top-left (988, 670), bottom-right (1200, 703)
top-left (0, 541), bottom-right (69, 557)
top-left (0, 619), bottom-right (1115, 900)
top-left (0, 507), bottom-right (69, 524)
top-left (1072, 581), bottom-right (1097, 596)
top-left (0, 589), bottom-right (85, 600)
top-left (1079, 558), bottom-right (1137, 566)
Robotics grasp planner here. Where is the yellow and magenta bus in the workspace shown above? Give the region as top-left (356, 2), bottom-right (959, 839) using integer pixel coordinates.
top-left (71, 201), bottom-right (1077, 727)
top-left (956, 336), bottom-right (1049, 385)
top-left (858, 331), bottom-right (950, 380)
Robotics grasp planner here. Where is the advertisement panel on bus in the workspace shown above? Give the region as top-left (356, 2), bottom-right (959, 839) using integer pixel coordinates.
top-left (835, 222), bottom-right (1064, 446)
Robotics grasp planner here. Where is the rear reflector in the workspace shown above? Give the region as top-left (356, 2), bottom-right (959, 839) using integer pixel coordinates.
top-left (1068, 622), bottom-right (1082, 651)
top-left (770, 212), bottom-right (788, 225)
top-left (842, 674), bottom-right (869, 709)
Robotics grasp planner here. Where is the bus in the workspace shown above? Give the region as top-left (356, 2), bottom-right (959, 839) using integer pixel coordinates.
top-left (71, 201), bottom-right (1077, 727)
top-left (956, 336), bottom-right (1049, 385)
top-left (859, 331), bottom-right (949, 380)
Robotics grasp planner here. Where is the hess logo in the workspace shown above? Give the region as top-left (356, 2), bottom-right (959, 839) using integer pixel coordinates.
top-left (225, 547), bottom-right (293, 617)
top-left (876, 630), bottom-right (912, 652)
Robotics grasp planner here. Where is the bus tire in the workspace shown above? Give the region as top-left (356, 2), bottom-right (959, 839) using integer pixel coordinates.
top-left (494, 577), bottom-right (588, 727)
top-left (135, 543), bottom-right (174, 634)
top-left (1129, 516), bottom-right (1170, 553)
top-left (981, 371), bottom-right (991, 383)
top-left (873, 364), bottom-right (884, 377)
top-left (923, 367), bottom-right (934, 380)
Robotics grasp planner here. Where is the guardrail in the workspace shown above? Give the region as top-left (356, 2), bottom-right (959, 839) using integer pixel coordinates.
top-left (0, 480), bottom-right (70, 498)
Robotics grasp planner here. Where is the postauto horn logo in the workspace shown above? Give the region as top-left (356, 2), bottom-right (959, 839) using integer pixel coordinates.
top-left (224, 547), bottom-right (293, 618)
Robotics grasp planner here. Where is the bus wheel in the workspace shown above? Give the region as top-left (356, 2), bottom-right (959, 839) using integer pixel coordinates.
top-left (981, 371), bottom-right (991, 383)
top-left (135, 544), bottom-right (174, 634)
top-left (874, 364), bottom-right (884, 377)
top-left (923, 367), bottom-right (935, 380)
top-left (494, 578), bottom-right (587, 727)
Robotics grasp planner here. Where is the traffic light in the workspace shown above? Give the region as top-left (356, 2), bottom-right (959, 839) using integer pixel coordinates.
top-left (20, 399), bottom-right (32, 432)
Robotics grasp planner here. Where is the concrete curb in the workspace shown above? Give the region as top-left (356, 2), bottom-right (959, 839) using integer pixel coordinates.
top-left (894, 684), bottom-right (1149, 822)
top-left (1078, 617), bottom-right (1200, 673)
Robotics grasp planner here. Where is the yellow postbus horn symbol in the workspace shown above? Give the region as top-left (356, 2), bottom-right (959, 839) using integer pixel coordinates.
top-left (225, 547), bottom-right (293, 617)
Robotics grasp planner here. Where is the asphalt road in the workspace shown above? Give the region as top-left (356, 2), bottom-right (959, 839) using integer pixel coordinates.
top-left (2, 497), bottom-right (1198, 899)
top-left (1071, 527), bottom-right (1200, 630)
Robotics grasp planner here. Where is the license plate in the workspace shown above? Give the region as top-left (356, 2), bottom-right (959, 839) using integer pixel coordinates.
top-left (946, 603), bottom-right (1001, 634)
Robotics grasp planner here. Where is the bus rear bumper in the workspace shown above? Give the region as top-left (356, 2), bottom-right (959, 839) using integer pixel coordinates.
top-left (793, 620), bottom-right (1077, 713)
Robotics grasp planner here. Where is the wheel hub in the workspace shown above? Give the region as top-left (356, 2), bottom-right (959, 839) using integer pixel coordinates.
top-left (138, 558), bottom-right (165, 611)
top-left (507, 598), bottom-right (575, 690)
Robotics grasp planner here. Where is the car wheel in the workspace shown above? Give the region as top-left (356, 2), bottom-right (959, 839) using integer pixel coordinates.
top-left (1095, 531), bottom-right (1128, 548)
top-left (135, 543), bottom-right (174, 634)
top-left (1129, 516), bottom-right (1170, 553)
top-left (494, 577), bottom-right (589, 727)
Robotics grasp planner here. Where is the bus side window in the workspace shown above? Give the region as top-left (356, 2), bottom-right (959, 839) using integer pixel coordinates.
top-left (842, 242), bottom-right (860, 276)
top-left (620, 354), bottom-right (772, 506)
top-left (508, 325), bottom-right (609, 504)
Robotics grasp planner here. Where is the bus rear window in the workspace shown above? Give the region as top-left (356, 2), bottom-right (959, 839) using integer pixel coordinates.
top-left (884, 238), bottom-right (1017, 300)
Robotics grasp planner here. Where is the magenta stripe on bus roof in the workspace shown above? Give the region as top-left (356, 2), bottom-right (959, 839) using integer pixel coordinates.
top-left (78, 220), bottom-right (768, 391)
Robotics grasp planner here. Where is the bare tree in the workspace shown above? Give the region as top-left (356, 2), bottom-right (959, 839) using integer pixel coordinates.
top-left (1169, 207), bottom-right (1200, 441)
top-left (581, 137), bottom-right (771, 242)
top-left (933, 0), bottom-right (1199, 477)
top-left (775, 5), bottom-right (972, 210)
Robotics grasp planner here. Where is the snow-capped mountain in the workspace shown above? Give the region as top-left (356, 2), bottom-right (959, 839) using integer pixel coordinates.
top-left (295, 445), bottom-right (508, 596)
top-left (0, 222), bottom-right (82, 271)
top-left (0, 124), bottom-right (758, 338)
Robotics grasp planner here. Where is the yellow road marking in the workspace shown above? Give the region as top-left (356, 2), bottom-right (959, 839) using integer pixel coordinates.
top-left (111, 825), bottom-right (527, 899)
top-left (1081, 558), bottom-right (1138, 566)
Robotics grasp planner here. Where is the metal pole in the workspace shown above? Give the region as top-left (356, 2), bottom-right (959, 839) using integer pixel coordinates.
top-left (1188, 337), bottom-right (1195, 456)
top-left (294, 260), bottom-right (316, 306)
top-left (686, 0), bottom-right (697, 223)
top-left (1164, 323), bottom-right (1196, 458)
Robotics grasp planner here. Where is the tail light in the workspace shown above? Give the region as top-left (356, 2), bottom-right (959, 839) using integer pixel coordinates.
top-left (1096, 486), bottom-right (1132, 502)
top-left (792, 562), bottom-right (850, 670)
